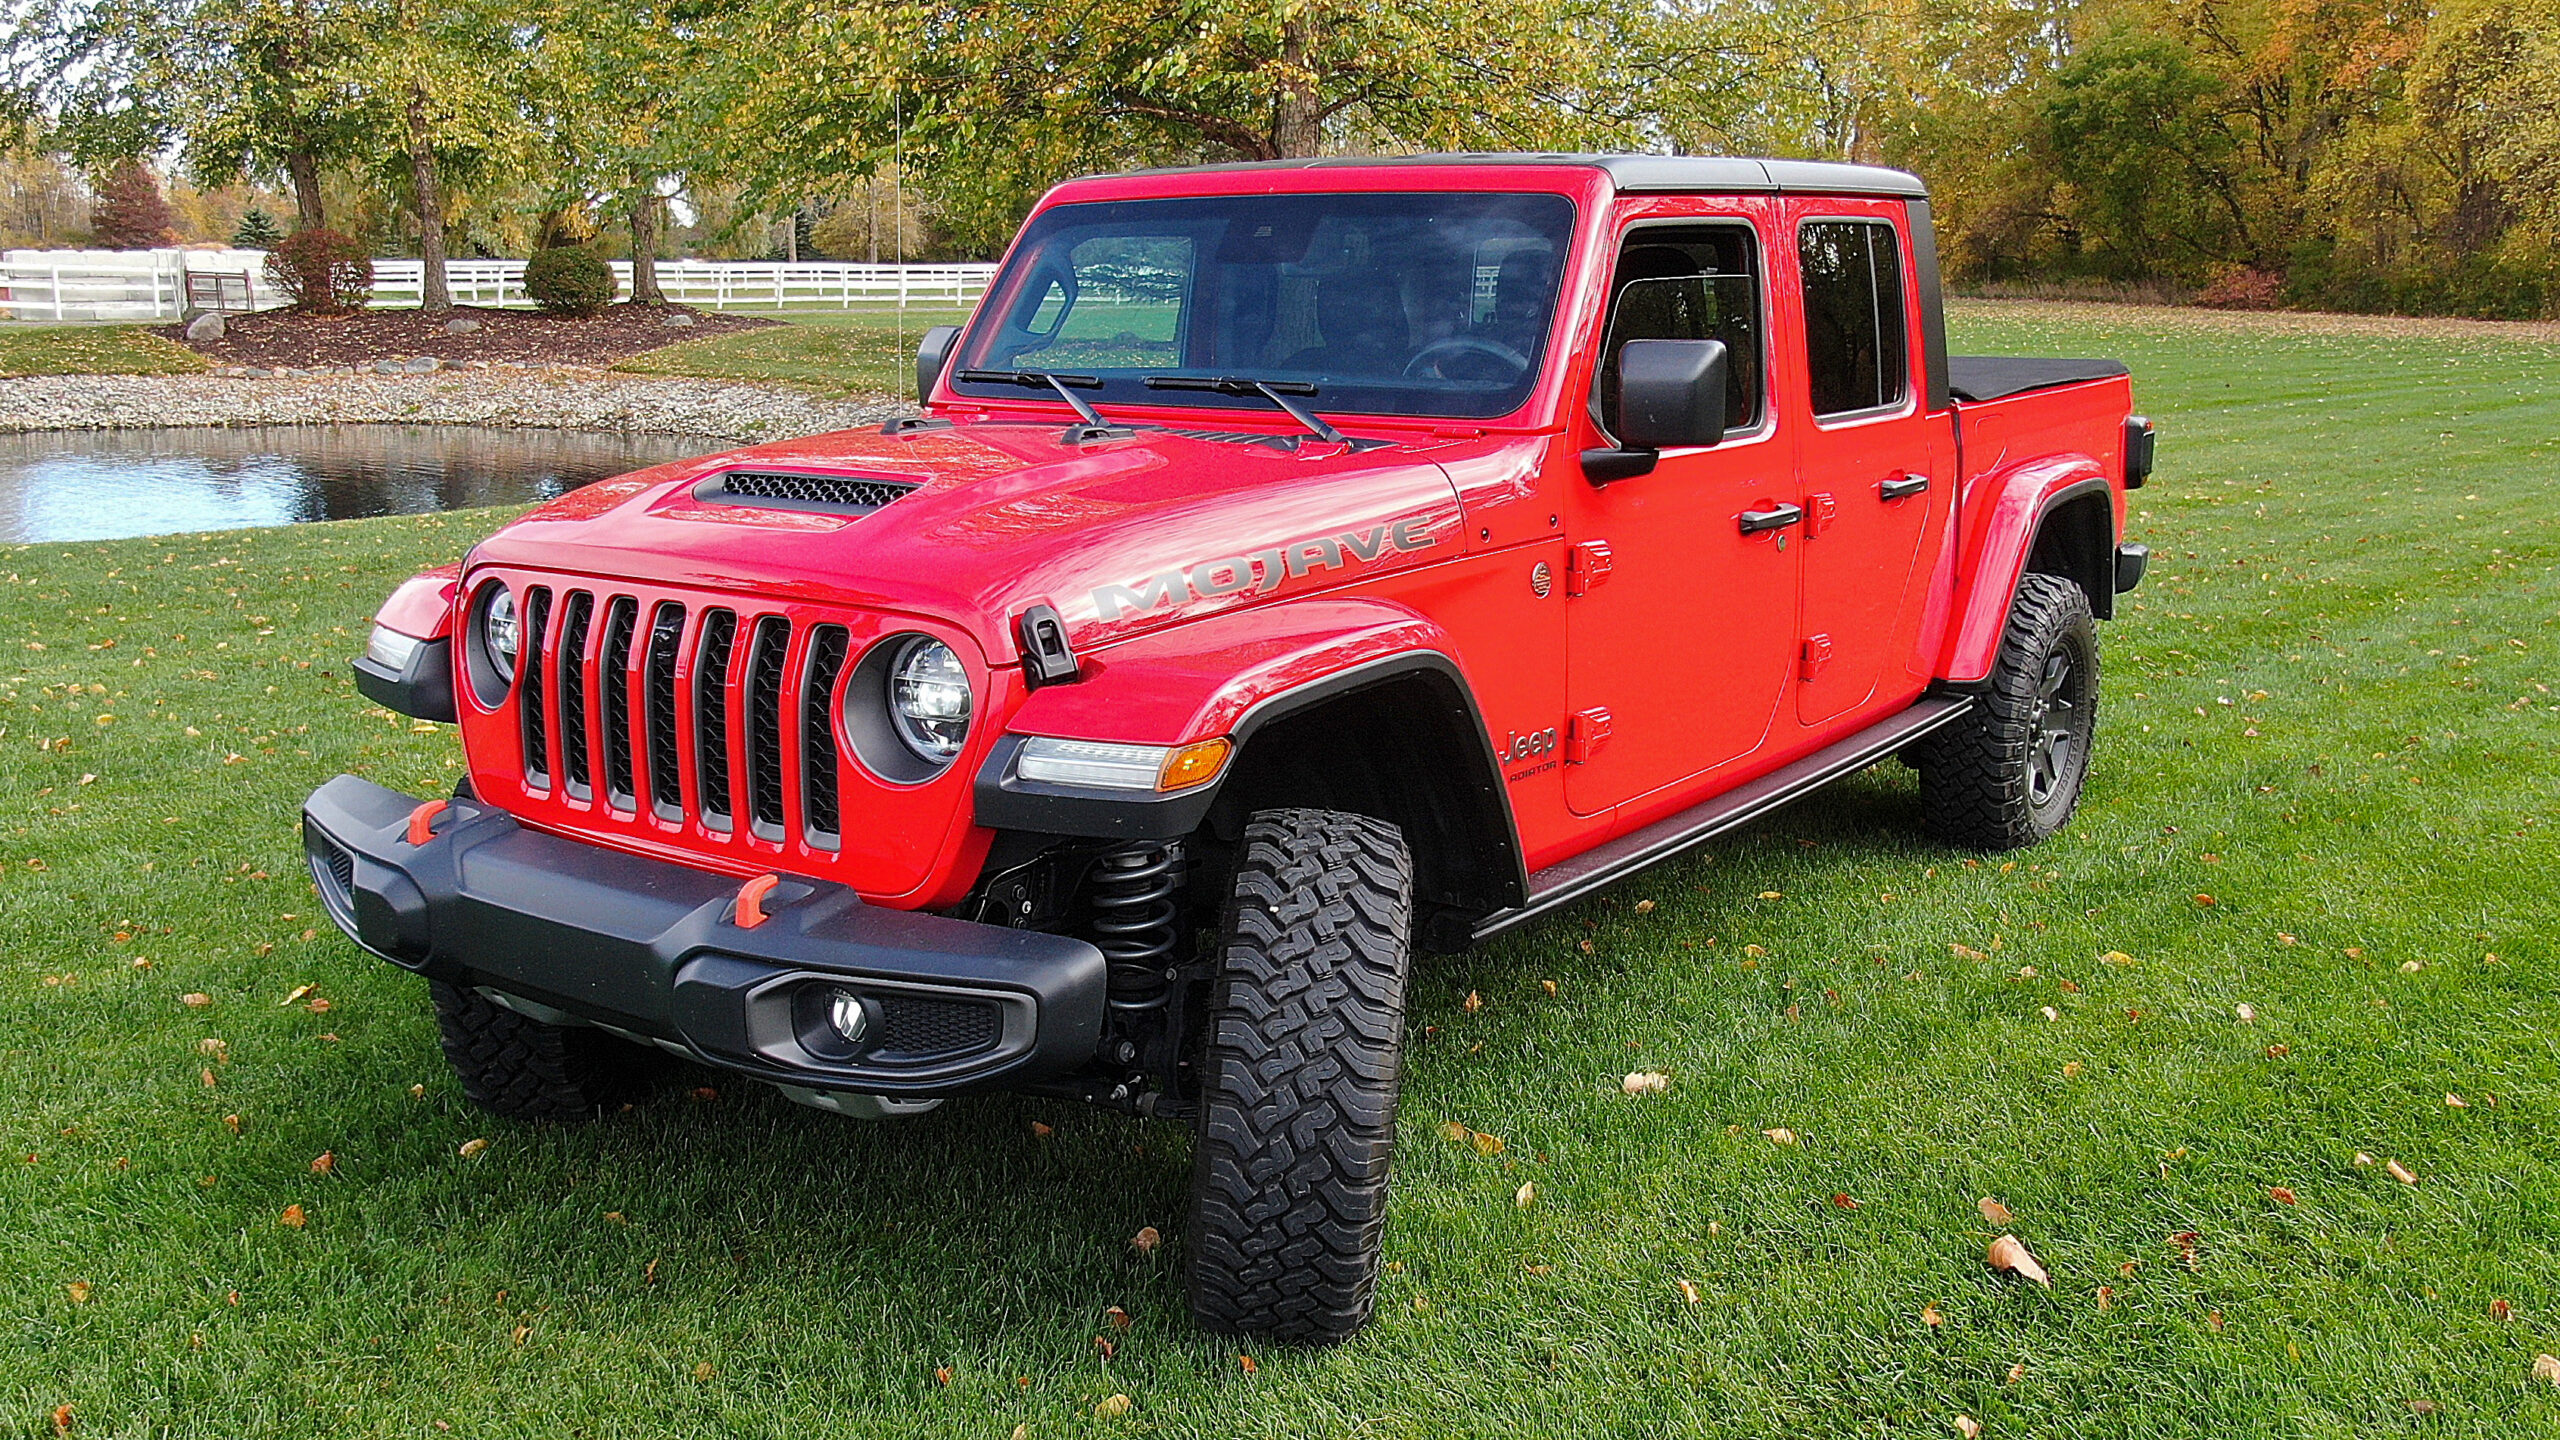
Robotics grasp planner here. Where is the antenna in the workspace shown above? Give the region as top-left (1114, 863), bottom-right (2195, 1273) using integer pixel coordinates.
top-left (894, 84), bottom-right (905, 404)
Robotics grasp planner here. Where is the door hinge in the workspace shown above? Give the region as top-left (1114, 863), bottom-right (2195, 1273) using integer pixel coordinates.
top-left (1800, 634), bottom-right (1834, 681)
top-left (1566, 707), bottom-right (1613, 763)
top-left (1806, 492), bottom-right (1838, 537)
top-left (1567, 540), bottom-right (1613, 596)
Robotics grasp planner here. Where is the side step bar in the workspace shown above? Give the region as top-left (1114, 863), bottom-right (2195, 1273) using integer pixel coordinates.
top-left (1470, 695), bottom-right (1978, 942)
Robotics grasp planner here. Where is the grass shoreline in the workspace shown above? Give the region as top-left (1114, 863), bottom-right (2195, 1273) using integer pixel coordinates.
top-left (3, 307), bottom-right (2557, 1436)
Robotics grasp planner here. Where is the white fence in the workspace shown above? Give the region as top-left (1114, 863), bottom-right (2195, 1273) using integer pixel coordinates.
top-left (0, 248), bottom-right (994, 322)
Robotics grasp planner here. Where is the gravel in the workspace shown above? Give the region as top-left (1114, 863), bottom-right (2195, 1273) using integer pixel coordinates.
top-left (0, 365), bottom-right (906, 443)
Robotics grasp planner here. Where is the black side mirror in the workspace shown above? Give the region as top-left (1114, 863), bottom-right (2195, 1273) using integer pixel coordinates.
top-left (915, 325), bottom-right (962, 402)
top-left (1581, 338), bottom-right (1728, 483)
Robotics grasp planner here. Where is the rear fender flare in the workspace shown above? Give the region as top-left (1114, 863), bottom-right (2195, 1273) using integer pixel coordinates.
top-left (1938, 460), bottom-right (2117, 686)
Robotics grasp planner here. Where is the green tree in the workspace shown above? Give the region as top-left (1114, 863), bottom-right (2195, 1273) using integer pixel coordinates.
top-left (232, 203), bottom-right (284, 247)
top-left (2039, 33), bottom-right (2258, 277)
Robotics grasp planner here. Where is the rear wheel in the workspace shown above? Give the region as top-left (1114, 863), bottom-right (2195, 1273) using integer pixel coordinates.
top-left (1918, 571), bottom-right (2099, 849)
top-left (1185, 808), bottom-right (1413, 1345)
top-left (430, 980), bottom-right (656, 1122)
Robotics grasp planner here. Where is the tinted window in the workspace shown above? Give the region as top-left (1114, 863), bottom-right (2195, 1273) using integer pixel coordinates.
top-left (1592, 226), bottom-right (1762, 439)
top-left (1799, 221), bottom-right (1908, 417)
top-left (955, 192), bottom-right (1575, 420)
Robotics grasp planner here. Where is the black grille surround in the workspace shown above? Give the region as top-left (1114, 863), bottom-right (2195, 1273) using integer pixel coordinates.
top-left (696, 470), bottom-right (919, 513)
top-left (802, 626), bottom-right (850, 847)
top-left (518, 587), bottom-right (552, 787)
top-left (693, 611), bottom-right (737, 830)
top-left (874, 994), bottom-right (1002, 1060)
top-left (743, 616), bottom-right (792, 840)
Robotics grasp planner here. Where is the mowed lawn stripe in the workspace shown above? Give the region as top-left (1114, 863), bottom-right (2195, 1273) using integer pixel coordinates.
top-left (0, 303), bottom-right (2554, 1437)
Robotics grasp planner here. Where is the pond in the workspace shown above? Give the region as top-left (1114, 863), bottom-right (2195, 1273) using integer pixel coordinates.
top-left (0, 425), bottom-right (729, 545)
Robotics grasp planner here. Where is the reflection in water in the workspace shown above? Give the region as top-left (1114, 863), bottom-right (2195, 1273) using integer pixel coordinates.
top-left (0, 426), bottom-right (728, 544)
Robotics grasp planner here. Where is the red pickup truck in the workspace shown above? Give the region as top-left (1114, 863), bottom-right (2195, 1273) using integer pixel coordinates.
top-left (305, 154), bottom-right (2153, 1343)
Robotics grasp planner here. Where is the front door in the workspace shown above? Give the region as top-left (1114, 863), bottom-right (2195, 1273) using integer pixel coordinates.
top-left (1564, 208), bottom-right (1801, 817)
top-left (1787, 208), bottom-right (1945, 727)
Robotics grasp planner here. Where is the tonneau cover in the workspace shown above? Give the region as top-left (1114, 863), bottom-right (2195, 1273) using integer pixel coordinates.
top-left (1947, 356), bottom-right (2129, 403)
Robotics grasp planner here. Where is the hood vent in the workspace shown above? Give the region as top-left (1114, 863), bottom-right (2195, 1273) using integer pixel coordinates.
top-left (694, 469), bottom-right (920, 515)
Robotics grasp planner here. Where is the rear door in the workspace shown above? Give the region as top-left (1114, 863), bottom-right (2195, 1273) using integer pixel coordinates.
top-left (1563, 201), bottom-right (1800, 817)
top-left (1786, 204), bottom-right (1947, 727)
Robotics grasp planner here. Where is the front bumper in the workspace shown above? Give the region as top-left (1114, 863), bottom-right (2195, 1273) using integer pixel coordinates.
top-left (300, 774), bottom-right (1107, 1098)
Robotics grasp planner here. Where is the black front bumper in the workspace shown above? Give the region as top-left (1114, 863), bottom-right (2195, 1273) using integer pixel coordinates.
top-left (300, 774), bottom-right (1107, 1098)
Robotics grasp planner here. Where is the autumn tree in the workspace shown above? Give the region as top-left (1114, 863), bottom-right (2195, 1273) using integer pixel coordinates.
top-left (345, 0), bottom-right (531, 312)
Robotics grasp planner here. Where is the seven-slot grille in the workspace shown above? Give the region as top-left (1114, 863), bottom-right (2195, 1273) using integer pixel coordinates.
top-left (509, 589), bottom-right (868, 852)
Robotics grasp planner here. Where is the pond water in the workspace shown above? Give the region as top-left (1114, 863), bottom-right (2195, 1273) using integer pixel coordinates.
top-left (0, 426), bottom-right (729, 545)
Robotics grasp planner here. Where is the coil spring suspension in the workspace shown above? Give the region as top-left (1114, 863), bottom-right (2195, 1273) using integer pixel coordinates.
top-left (1088, 841), bottom-right (1183, 1013)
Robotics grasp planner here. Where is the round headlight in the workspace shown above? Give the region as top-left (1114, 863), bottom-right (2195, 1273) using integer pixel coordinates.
top-left (886, 636), bottom-right (971, 762)
top-left (479, 585), bottom-right (519, 684)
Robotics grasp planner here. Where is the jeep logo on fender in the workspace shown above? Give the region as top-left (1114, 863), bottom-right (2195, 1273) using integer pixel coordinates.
top-left (1091, 518), bottom-right (1438, 621)
top-left (1500, 727), bottom-right (1559, 766)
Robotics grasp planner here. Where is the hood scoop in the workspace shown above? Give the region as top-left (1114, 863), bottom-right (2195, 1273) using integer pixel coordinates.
top-left (691, 468), bottom-right (921, 516)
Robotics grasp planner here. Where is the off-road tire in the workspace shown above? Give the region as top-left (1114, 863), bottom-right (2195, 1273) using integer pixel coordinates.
top-left (430, 980), bottom-right (654, 1122)
top-left (1918, 571), bottom-right (2099, 849)
top-left (1185, 808), bottom-right (1414, 1345)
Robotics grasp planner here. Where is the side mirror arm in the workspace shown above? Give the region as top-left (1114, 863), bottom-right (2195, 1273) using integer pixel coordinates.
top-left (1579, 445), bottom-right (1659, 484)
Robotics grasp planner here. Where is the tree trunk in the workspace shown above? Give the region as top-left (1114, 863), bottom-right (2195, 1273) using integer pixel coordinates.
top-left (1271, 12), bottom-right (1323, 158)
top-left (783, 211), bottom-right (798, 263)
top-left (408, 87), bottom-right (450, 313)
top-left (629, 191), bottom-right (665, 305)
top-left (866, 181), bottom-right (878, 264)
top-left (286, 148), bottom-right (326, 232)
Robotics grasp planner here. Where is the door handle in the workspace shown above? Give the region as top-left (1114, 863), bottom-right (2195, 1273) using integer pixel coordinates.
top-left (1737, 503), bottom-right (1805, 535)
top-left (1879, 473), bottom-right (1930, 500)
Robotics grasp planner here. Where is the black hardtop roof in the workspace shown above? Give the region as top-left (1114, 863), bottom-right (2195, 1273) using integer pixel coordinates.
top-left (1107, 153), bottom-right (1928, 199)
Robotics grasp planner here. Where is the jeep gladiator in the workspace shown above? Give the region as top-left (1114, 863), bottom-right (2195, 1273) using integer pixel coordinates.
top-left (304, 155), bottom-right (2155, 1343)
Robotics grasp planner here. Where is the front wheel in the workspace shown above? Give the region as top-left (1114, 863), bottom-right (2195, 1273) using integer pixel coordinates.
top-left (1918, 571), bottom-right (2100, 849)
top-left (430, 980), bottom-right (656, 1122)
top-left (1185, 808), bottom-right (1414, 1345)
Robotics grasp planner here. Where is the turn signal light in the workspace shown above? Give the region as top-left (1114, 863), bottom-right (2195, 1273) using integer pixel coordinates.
top-left (1157, 738), bottom-right (1231, 791)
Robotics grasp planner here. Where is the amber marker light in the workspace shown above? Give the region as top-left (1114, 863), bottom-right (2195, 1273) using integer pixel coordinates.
top-left (1158, 738), bottom-right (1232, 791)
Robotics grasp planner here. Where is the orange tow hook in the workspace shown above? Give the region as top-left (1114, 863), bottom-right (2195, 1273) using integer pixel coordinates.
top-left (735, 873), bottom-right (782, 929)
top-left (404, 800), bottom-right (449, 847)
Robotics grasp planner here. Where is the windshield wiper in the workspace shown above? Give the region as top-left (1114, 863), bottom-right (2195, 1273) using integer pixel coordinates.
top-left (954, 369), bottom-right (1109, 428)
top-left (1144, 375), bottom-right (1348, 446)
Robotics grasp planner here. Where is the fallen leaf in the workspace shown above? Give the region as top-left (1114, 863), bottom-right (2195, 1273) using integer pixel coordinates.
top-left (1952, 1416), bottom-right (1982, 1439)
top-left (1830, 1193), bottom-right (1860, 1210)
top-left (2194, 894), bottom-right (2215, 907)
top-left (933, 1366), bottom-right (952, 1386)
top-left (180, 992), bottom-right (211, 1008)
top-left (1622, 1071), bottom-right (1670, 1095)
top-left (2266, 1045), bottom-right (2290, 1058)
top-left (52, 1403), bottom-right (71, 1437)
top-left (2062, 1062), bottom-right (2084, 1078)
top-left (1238, 1353), bottom-right (1257, 1374)
top-left (603, 1212), bottom-right (625, 1224)
top-left (1436, 1120), bottom-right (1469, 1143)
top-left (693, 1362), bottom-right (714, 1381)
top-left (1743, 944), bottom-right (1767, 958)
top-left (691, 1086), bottom-right (718, 1101)
top-left (1515, 1181), bottom-right (1536, 1209)
top-left (408, 1084), bottom-right (426, 1099)
top-left (1093, 1337), bottom-right (1116, 1361)
top-left (2100, 950), bottom-right (2135, 966)
top-left (278, 984), bottom-right (313, 1006)
top-left (1763, 1127), bottom-right (1797, 1146)
top-left (2097, 1285), bottom-right (2115, 1311)
top-left (278, 1203), bottom-right (306, 1229)
top-left (2234, 1003), bottom-right (2256, 1023)
top-left (1095, 1394), bottom-right (1132, 1417)
top-left (1950, 944), bottom-right (1989, 961)
top-left (2207, 1310), bottom-right (2224, 1332)
top-left (221, 1113), bottom-right (241, 1134)
top-left (197, 1037), bottom-right (228, 1059)
top-left (1986, 1234), bottom-right (2049, 1287)
top-left (2005, 1363), bottom-right (2026, 1384)
top-left (1633, 899), bottom-right (1655, 914)
top-left (1104, 1305), bottom-right (1130, 1330)
top-left (310, 1151), bottom-right (334, 1175)
top-left (1540, 979), bottom-right (1558, 996)
top-left (2533, 1354), bottom-right (2560, 1388)
top-left (2040, 1006), bottom-right (2059, 1022)
top-left (2399, 960), bottom-right (2423, 973)
top-left (1030, 1121), bottom-right (1053, 1139)
top-left (1921, 1303), bottom-right (1944, 1327)
top-left (1470, 1130), bottom-right (1505, 1156)
top-left (511, 1325), bottom-right (530, 1345)
top-left (2387, 1160), bottom-right (2418, 1186)
top-left (1978, 1197), bottom-right (2014, 1225)
top-left (1462, 990), bottom-right (1483, 1013)
top-left (2491, 1298), bottom-right (2512, 1320)
top-left (66, 1281), bottom-right (91, 1304)
top-left (1129, 1226), bottom-right (1161, 1254)
top-left (1675, 1279), bottom-right (1702, 1304)
top-left (458, 1138), bottom-right (488, 1159)
top-left (2269, 1186), bottom-right (2297, 1205)
top-left (2445, 1093), bottom-right (2469, 1109)
top-left (1757, 890), bottom-right (1782, 901)
top-left (2354, 1153), bottom-right (2374, 1166)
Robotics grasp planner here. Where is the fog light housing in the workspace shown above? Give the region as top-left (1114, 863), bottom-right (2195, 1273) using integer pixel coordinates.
top-left (827, 988), bottom-right (872, 1046)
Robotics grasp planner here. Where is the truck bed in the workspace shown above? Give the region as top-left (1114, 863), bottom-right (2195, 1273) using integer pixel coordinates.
top-left (1946, 356), bottom-right (2129, 403)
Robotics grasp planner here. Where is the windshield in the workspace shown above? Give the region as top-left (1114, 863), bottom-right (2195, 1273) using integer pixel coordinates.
top-left (951, 191), bottom-right (1576, 421)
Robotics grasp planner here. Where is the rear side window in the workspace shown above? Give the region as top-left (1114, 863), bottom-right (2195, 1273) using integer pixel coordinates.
top-left (1798, 221), bottom-right (1908, 418)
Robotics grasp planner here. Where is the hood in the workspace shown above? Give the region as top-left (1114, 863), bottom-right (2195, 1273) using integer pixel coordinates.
top-left (467, 418), bottom-right (1470, 663)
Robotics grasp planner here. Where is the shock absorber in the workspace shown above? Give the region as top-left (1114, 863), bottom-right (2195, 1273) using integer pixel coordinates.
top-left (1087, 840), bottom-right (1183, 1015)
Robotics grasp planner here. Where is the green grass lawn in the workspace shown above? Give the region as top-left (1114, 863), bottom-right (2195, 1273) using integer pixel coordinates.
top-left (612, 307), bottom-right (976, 399)
top-left (0, 324), bottom-right (209, 377)
top-left (4, 303), bottom-right (2557, 1437)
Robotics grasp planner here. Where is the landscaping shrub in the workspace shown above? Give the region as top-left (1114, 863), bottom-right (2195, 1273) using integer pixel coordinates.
top-left (2195, 264), bottom-right (2284, 311)
top-left (524, 246), bottom-right (618, 317)
top-left (264, 230), bottom-right (374, 313)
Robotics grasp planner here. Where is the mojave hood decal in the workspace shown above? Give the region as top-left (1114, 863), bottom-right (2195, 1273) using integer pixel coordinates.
top-left (1090, 518), bottom-right (1439, 622)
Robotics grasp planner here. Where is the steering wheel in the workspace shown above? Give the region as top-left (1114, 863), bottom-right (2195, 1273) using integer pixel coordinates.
top-left (1403, 336), bottom-right (1531, 382)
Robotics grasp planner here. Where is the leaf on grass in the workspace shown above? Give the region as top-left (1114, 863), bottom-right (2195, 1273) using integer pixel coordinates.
top-left (2040, 1007), bottom-right (2059, 1022)
top-left (2061, 1062), bottom-right (2084, 1078)
top-left (310, 1151), bottom-right (334, 1175)
top-left (2005, 1363), bottom-right (2025, 1384)
top-left (52, 1404), bottom-right (72, 1437)
top-left (277, 1203), bottom-right (306, 1229)
top-left (1030, 1121), bottom-right (1053, 1139)
top-left (2269, 1186), bottom-right (2297, 1205)
top-left (1238, 1353), bottom-right (1257, 1374)
top-left (1515, 1182), bottom-right (1536, 1209)
top-left (278, 984), bottom-right (313, 1006)
top-left (1094, 1336), bottom-right (1117, 1361)
top-left (1634, 899), bottom-right (1656, 915)
top-left (1921, 1303), bottom-right (1943, 1327)
top-left (197, 1038), bottom-right (228, 1060)
top-left (2207, 1309), bottom-right (2224, 1332)
top-left (1757, 891), bottom-right (1783, 901)
top-left (933, 1366), bottom-right (952, 1385)
top-left (2234, 1003), bottom-right (2256, 1023)
top-left (66, 1281), bottom-right (91, 1304)
top-left (1095, 1394), bottom-right (1132, 1417)
top-left (1986, 1234), bottom-right (2049, 1287)
top-left (1470, 1130), bottom-right (1505, 1156)
top-left (2387, 1160), bottom-right (2417, 1186)
top-left (1101, 1304), bottom-right (1131, 1330)
top-left (458, 1138), bottom-right (488, 1159)
top-left (1830, 1193), bottom-right (1860, 1210)
top-left (408, 1084), bottom-right (426, 1099)
top-left (1129, 1226), bottom-right (1161, 1254)
top-left (221, 1114), bottom-right (241, 1134)
top-left (2533, 1354), bottom-right (2560, 1389)
top-left (2097, 1285), bottom-right (2115, 1311)
top-left (1622, 1071), bottom-right (1669, 1095)
top-left (511, 1325), bottom-right (530, 1345)
top-left (1540, 979), bottom-right (1558, 996)
top-left (1675, 1279), bottom-right (1702, 1305)
top-left (693, 1362), bottom-right (714, 1381)
top-left (180, 993), bottom-right (211, 1008)
top-left (1952, 1416), bottom-right (1981, 1439)
top-left (2490, 1298), bottom-right (2511, 1320)
top-left (1978, 1197), bottom-right (2014, 1225)
top-left (1436, 1120), bottom-right (1469, 1144)
top-left (1462, 990), bottom-right (1483, 1013)
top-left (2194, 894), bottom-right (2216, 907)
top-left (2266, 1045), bottom-right (2290, 1058)
top-left (2353, 1153), bottom-right (2374, 1166)
top-left (1950, 944), bottom-right (1989, 961)
top-left (2445, 1093), bottom-right (2468, 1109)
top-left (1763, 1128), bottom-right (1797, 1146)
